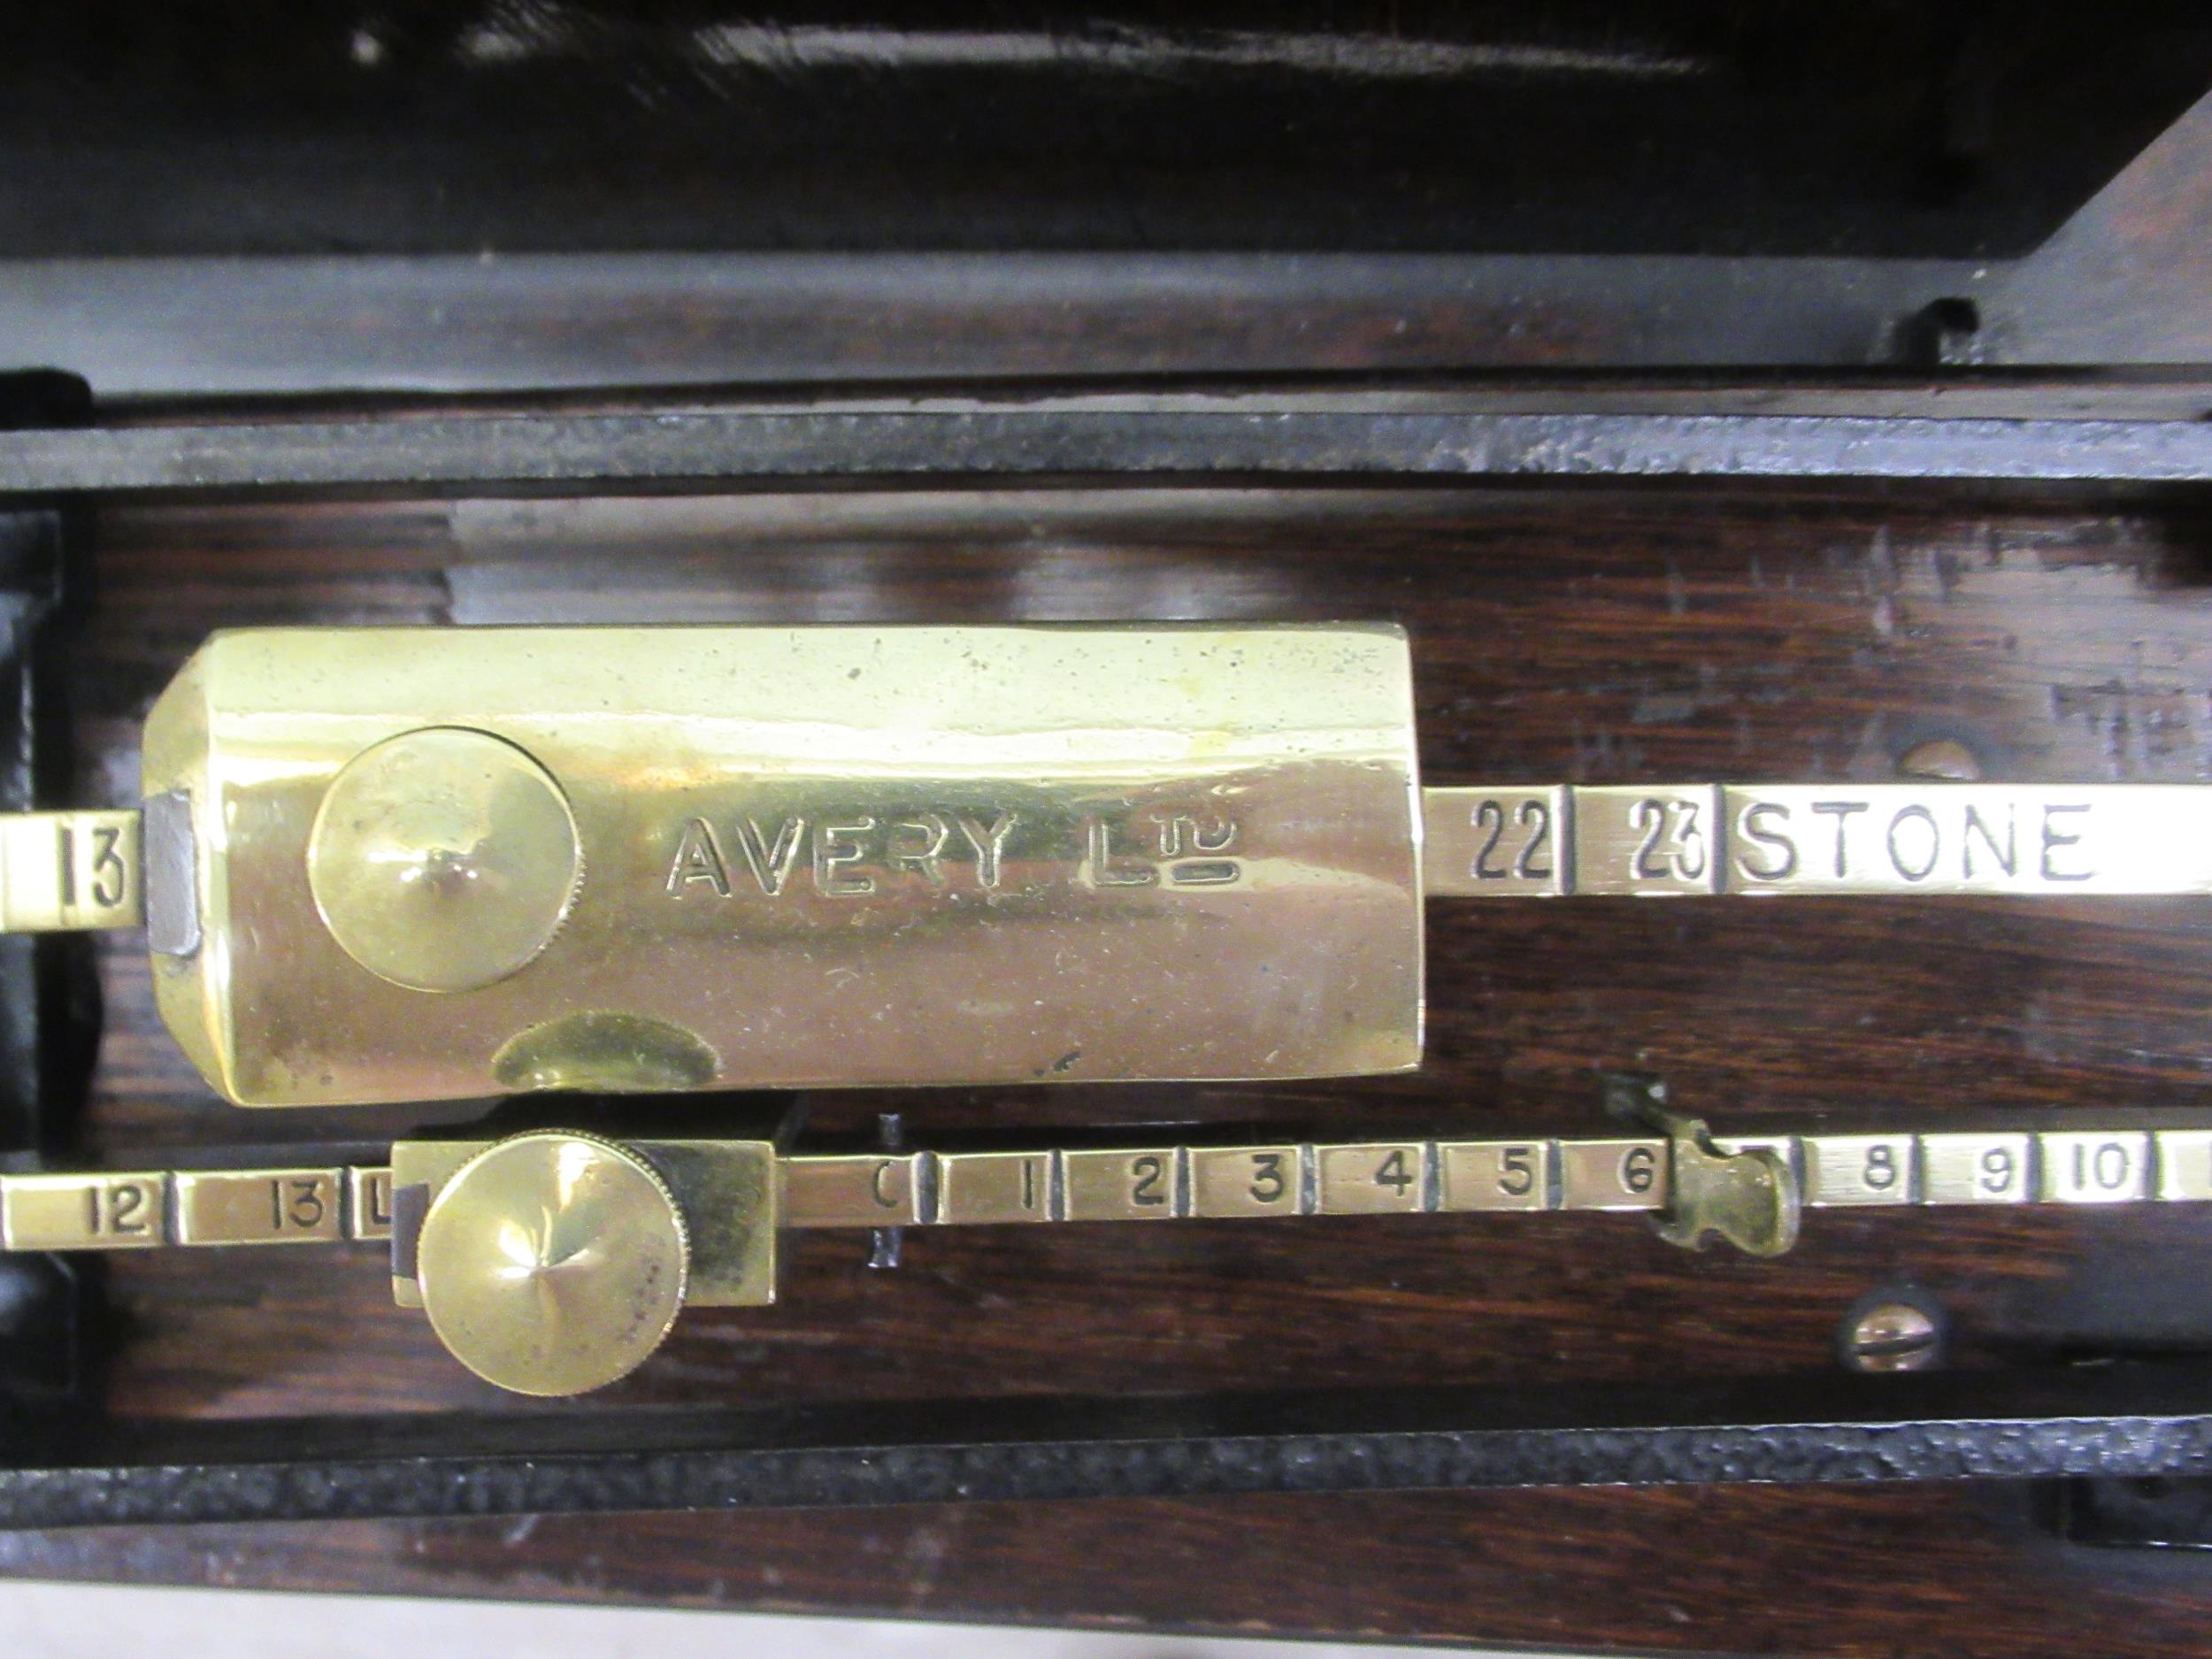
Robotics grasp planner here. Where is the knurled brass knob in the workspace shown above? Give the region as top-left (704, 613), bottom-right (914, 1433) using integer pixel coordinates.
top-left (414, 1131), bottom-right (689, 1397)
top-left (306, 725), bottom-right (581, 994)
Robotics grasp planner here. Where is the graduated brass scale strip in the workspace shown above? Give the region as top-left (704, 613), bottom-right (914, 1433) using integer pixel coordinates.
top-left (10, 1123), bottom-right (2202, 1253)
top-left (1419, 782), bottom-right (2212, 897)
top-left (4, 1117), bottom-right (2209, 1395)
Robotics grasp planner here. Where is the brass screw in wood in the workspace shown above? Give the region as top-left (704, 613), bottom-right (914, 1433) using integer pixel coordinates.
top-left (1844, 1300), bottom-right (1943, 1372)
top-left (1895, 738), bottom-right (1982, 781)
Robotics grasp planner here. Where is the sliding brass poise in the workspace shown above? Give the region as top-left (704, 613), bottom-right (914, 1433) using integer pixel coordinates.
top-left (7, 624), bottom-right (2210, 1107)
top-left (6, 1110), bottom-right (2208, 1394)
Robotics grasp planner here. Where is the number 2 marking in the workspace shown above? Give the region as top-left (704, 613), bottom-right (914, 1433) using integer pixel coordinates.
top-left (1129, 1155), bottom-right (1168, 1208)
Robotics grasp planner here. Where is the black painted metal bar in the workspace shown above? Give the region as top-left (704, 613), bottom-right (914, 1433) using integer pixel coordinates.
top-left (8, 406), bottom-right (2212, 498)
top-left (4, 1371), bottom-right (2211, 1529)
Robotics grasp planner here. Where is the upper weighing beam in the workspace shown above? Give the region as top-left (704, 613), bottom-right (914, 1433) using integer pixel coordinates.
top-left (3, 621), bottom-right (2208, 1109)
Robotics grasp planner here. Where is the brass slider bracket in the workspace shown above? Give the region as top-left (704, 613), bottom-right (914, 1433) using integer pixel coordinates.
top-left (0, 625), bottom-right (2204, 1108)
top-left (5, 1112), bottom-right (2208, 1395)
top-left (1607, 1078), bottom-right (1800, 1258)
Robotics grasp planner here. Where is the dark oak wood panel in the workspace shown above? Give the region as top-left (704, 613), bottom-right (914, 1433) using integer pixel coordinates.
top-left (12, 479), bottom-right (2212, 1654)
top-left (7, 1486), bottom-right (2212, 1658)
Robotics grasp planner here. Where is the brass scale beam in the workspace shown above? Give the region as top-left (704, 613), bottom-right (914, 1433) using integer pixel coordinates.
top-left (5, 1096), bottom-right (2209, 1394)
top-left (10, 1116), bottom-right (2208, 1253)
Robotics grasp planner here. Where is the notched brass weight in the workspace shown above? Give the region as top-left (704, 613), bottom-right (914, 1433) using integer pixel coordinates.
top-left (11, 623), bottom-right (2212, 1109)
top-left (9, 1110), bottom-right (2211, 1395)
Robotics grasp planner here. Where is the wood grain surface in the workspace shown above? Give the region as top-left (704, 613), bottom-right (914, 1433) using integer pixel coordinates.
top-left (9, 478), bottom-right (2212, 1655)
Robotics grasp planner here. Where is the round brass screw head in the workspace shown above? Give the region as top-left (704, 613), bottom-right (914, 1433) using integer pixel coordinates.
top-left (1896, 738), bottom-right (1982, 781)
top-left (308, 726), bottom-right (581, 994)
top-left (1843, 1299), bottom-right (1943, 1373)
top-left (416, 1132), bottom-right (689, 1398)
